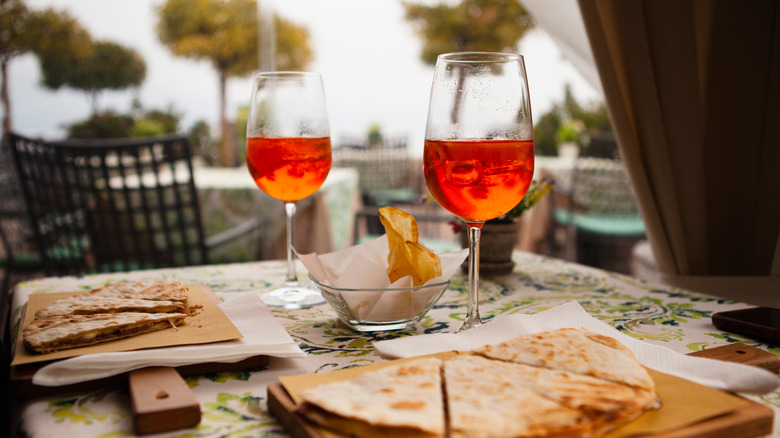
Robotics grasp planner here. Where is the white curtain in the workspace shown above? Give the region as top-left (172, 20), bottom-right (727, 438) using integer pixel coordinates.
top-left (520, 0), bottom-right (602, 95)
top-left (523, 0), bottom-right (780, 306)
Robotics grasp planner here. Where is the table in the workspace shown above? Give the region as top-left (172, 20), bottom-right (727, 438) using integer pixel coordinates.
top-left (194, 166), bottom-right (360, 262)
top-left (8, 252), bottom-right (780, 437)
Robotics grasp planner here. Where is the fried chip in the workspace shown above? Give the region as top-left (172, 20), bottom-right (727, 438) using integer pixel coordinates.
top-left (378, 206), bottom-right (442, 286)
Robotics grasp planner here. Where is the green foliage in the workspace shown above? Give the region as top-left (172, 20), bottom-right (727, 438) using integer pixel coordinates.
top-left (233, 106), bottom-right (248, 165)
top-left (189, 120), bottom-right (220, 166)
top-left (493, 178), bottom-right (555, 223)
top-left (1, 0), bottom-right (35, 58)
top-left (555, 119), bottom-right (585, 144)
top-left (66, 105), bottom-right (181, 139)
top-left (41, 40), bottom-right (146, 113)
top-left (402, 0), bottom-right (535, 65)
top-left (533, 84), bottom-right (612, 156)
top-left (533, 111), bottom-right (560, 156)
top-left (367, 122), bottom-right (383, 147)
top-left (1, 1), bottom-right (91, 133)
top-left (67, 110), bottom-right (135, 139)
top-left (155, 0), bottom-right (314, 165)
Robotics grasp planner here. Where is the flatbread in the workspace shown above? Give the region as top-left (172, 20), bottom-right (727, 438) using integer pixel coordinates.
top-left (22, 279), bottom-right (191, 354)
top-left (446, 355), bottom-right (655, 437)
top-left (34, 295), bottom-right (186, 319)
top-left (293, 328), bottom-right (659, 438)
top-left (444, 355), bottom-right (589, 438)
top-left (23, 312), bottom-right (187, 353)
top-left (475, 328), bottom-right (655, 392)
top-left (296, 357), bottom-right (444, 438)
top-left (88, 279), bottom-right (188, 302)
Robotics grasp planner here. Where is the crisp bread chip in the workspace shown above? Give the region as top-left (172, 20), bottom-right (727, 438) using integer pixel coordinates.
top-left (475, 327), bottom-right (656, 392)
top-left (23, 312), bottom-right (186, 353)
top-left (296, 357), bottom-right (444, 438)
top-left (34, 295), bottom-right (186, 319)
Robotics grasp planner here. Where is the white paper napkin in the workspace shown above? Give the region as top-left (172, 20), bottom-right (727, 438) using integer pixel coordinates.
top-left (33, 292), bottom-right (306, 386)
top-left (297, 235), bottom-right (469, 321)
top-left (373, 301), bottom-right (780, 394)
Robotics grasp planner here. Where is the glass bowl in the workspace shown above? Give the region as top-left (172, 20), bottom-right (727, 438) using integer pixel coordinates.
top-left (308, 275), bottom-right (450, 332)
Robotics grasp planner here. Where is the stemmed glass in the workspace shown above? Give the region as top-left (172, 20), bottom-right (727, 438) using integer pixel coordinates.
top-left (246, 72), bottom-right (332, 308)
top-left (423, 53), bottom-right (534, 331)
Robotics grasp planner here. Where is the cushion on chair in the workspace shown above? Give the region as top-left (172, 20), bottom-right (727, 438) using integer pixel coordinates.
top-left (553, 209), bottom-right (646, 237)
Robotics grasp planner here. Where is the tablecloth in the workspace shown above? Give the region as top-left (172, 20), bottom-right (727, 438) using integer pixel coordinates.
top-left (8, 251), bottom-right (780, 437)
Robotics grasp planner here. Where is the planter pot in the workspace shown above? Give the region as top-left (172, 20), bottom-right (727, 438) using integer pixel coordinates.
top-left (459, 221), bottom-right (520, 276)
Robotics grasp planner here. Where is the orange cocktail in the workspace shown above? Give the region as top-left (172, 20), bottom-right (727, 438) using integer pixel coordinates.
top-left (246, 136), bottom-right (331, 202)
top-left (424, 139), bottom-right (534, 223)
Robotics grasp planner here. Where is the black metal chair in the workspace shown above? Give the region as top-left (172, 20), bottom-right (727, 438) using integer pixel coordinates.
top-left (0, 135), bottom-right (46, 343)
top-left (5, 132), bottom-right (261, 276)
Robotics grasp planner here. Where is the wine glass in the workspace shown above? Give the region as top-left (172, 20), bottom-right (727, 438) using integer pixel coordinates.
top-left (246, 71), bottom-right (332, 309)
top-left (423, 52), bottom-right (534, 331)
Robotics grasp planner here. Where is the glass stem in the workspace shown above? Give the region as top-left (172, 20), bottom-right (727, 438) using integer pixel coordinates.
top-left (283, 201), bottom-right (299, 286)
top-left (461, 223), bottom-right (483, 331)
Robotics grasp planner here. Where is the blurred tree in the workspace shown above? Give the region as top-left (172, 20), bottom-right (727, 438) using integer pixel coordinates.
top-left (67, 110), bottom-right (135, 138)
top-left (189, 120), bottom-right (220, 166)
top-left (533, 110), bottom-right (561, 156)
top-left (156, 0), bottom-right (314, 166)
top-left (0, 0), bottom-right (91, 134)
top-left (402, 0), bottom-right (534, 65)
top-left (40, 40), bottom-right (146, 114)
top-left (533, 84), bottom-right (612, 156)
top-left (66, 103), bottom-right (181, 139)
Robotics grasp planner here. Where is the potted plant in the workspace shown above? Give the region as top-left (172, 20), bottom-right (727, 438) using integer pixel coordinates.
top-left (456, 178), bottom-right (555, 275)
top-left (556, 119), bottom-right (584, 160)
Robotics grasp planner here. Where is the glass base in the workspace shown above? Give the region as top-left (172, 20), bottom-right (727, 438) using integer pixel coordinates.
top-left (456, 315), bottom-right (483, 332)
top-left (260, 285), bottom-right (325, 309)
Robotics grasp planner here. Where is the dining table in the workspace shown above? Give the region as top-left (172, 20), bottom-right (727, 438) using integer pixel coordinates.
top-left (7, 250), bottom-right (780, 437)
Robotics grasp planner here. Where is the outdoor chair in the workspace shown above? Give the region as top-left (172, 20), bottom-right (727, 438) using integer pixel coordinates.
top-left (0, 136), bottom-right (46, 342)
top-left (5, 132), bottom-right (262, 277)
top-left (551, 156), bottom-right (646, 272)
top-left (333, 136), bottom-right (416, 206)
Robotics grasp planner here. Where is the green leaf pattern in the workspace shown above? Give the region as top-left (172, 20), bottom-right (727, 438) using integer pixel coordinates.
top-left (11, 252), bottom-right (779, 436)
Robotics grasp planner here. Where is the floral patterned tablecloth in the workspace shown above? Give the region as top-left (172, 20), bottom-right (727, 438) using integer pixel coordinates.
top-left (9, 252), bottom-right (780, 437)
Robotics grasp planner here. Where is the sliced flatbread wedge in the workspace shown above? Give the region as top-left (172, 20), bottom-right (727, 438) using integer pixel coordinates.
top-left (451, 355), bottom-right (655, 437)
top-left (23, 312), bottom-right (187, 353)
top-left (296, 357), bottom-right (444, 438)
top-left (475, 327), bottom-right (655, 392)
top-left (444, 355), bottom-right (589, 438)
top-left (34, 295), bottom-right (186, 319)
top-left (88, 279), bottom-right (189, 302)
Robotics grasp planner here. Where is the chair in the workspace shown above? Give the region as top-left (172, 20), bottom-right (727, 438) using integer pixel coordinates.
top-left (551, 156), bottom-right (646, 273)
top-left (0, 136), bottom-right (46, 342)
top-left (333, 136), bottom-right (416, 206)
top-left (5, 132), bottom-right (261, 276)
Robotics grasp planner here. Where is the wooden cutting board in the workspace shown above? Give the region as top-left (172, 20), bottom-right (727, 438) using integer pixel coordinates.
top-left (267, 344), bottom-right (778, 438)
top-left (10, 284), bottom-right (271, 435)
top-left (10, 284), bottom-right (268, 398)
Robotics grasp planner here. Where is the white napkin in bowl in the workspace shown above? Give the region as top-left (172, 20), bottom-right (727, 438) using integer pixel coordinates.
top-left (296, 235), bottom-right (469, 321)
top-left (373, 300), bottom-right (780, 394)
top-left (298, 234), bottom-right (468, 288)
top-left (33, 293), bottom-right (306, 386)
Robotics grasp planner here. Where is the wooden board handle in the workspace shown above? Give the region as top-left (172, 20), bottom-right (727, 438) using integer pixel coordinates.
top-left (688, 344), bottom-right (780, 374)
top-left (129, 367), bottom-right (201, 435)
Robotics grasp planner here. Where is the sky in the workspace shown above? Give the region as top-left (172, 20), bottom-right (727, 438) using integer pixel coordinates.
top-left (8, 0), bottom-right (601, 158)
